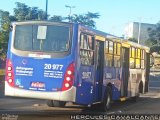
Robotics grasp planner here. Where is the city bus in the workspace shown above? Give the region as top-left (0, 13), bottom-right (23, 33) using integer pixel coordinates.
top-left (5, 21), bottom-right (150, 111)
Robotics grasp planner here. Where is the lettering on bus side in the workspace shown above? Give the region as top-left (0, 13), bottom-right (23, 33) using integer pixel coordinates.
top-left (16, 67), bottom-right (34, 76)
top-left (82, 72), bottom-right (92, 79)
top-left (44, 64), bottom-right (64, 78)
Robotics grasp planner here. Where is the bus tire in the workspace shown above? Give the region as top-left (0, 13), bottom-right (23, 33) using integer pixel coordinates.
top-left (46, 100), bottom-right (54, 107)
top-left (46, 100), bottom-right (66, 107)
top-left (52, 101), bottom-right (66, 107)
top-left (100, 86), bottom-right (112, 112)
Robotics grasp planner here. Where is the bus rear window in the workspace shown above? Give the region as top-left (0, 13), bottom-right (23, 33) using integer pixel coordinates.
top-left (14, 25), bottom-right (70, 52)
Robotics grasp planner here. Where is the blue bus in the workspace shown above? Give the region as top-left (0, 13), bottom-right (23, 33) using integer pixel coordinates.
top-left (5, 21), bottom-right (150, 111)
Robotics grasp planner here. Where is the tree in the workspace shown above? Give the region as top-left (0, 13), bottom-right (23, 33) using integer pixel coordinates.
top-left (14, 2), bottom-right (46, 21)
top-left (49, 15), bottom-right (63, 22)
top-left (150, 46), bottom-right (160, 54)
top-left (147, 22), bottom-right (160, 53)
top-left (0, 2), bottom-right (100, 59)
top-left (14, 2), bottom-right (30, 21)
top-left (128, 38), bottom-right (138, 43)
top-left (67, 12), bottom-right (100, 28)
top-left (0, 2), bottom-right (47, 59)
top-left (0, 10), bottom-right (16, 59)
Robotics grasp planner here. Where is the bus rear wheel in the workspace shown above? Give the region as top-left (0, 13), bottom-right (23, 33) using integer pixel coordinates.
top-left (100, 87), bottom-right (112, 112)
top-left (46, 100), bottom-right (66, 107)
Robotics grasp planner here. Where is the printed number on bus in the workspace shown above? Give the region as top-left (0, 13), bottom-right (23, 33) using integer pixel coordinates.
top-left (44, 64), bottom-right (63, 70)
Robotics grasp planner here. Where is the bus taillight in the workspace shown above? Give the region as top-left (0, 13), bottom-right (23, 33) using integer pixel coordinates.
top-left (6, 59), bottom-right (14, 87)
top-left (62, 63), bottom-right (75, 91)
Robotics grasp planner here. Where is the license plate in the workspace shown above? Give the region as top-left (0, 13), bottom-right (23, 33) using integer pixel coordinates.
top-left (31, 82), bottom-right (45, 88)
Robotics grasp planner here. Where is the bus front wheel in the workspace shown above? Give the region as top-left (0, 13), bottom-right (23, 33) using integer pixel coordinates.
top-left (46, 100), bottom-right (66, 107)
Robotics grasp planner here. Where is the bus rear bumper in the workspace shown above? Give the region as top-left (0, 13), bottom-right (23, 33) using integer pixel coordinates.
top-left (5, 81), bottom-right (76, 102)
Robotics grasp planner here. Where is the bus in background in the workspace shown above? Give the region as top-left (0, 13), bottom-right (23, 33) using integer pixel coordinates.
top-left (5, 21), bottom-right (150, 111)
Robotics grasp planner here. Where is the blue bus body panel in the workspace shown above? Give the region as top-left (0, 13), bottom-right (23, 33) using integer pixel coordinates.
top-left (75, 65), bottom-right (95, 105)
top-left (103, 67), bottom-right (121, 100)
top-left (9, 53), bottom-right (73, 92)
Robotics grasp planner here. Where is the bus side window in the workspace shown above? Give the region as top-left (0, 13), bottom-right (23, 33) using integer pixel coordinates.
top-left (105, 41), bottom-right (113, 67)
top-left (135, 48), bottom-right (140, 68)
top-left (114, 43), bottom-right (121, 67)
top-left (80, 33), bottom-right (94, 65)
top-left (130, 47), bottom-right (135, 69)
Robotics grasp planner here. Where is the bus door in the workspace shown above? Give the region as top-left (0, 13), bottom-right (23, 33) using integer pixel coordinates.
top-left (144, 52), bottom-right (150, 92)
top-left (93, 40), bottom-right (104, 102)
top-left (121, 47), bottom-right (129, 97)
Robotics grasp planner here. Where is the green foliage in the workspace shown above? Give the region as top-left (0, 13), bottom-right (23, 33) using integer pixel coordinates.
top-left (14, 2), bottom-right (46, 21)
top-left (128, 38), bottom-right (138, 43)
top-left (150, 45), bottom-right (160, 54)
top-left (0, 2), bottom-right (100, 59)
top-left (49, 15), bottom-right (63, 22)
top-left (0, 2), bottom-right (47, 59)
top-left (0, 10), bottom-right (14, 59)
top-left (67, 12), bottom-right (100, 28)
top-left (147, 22), bottom-right (160, 53)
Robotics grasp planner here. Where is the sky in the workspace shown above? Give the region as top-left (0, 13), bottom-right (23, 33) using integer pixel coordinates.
top-left (0, 0), bottom-right (160, 37)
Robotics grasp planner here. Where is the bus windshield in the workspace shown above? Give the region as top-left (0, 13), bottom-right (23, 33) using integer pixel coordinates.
top-left (14, 24), bottom-right (70, 52)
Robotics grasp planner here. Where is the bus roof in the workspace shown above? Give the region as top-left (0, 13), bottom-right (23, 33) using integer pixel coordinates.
top-left (11, 21), bottom-right (150, 53)
top-left (11, 21), bottom-right (73, 26)
top-left (122, 40), bottom-right (150, 52)
top-left (105, 37), bottom-right (150, 52)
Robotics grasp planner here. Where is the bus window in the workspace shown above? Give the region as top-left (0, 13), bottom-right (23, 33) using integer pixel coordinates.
top-left (136, 58), bottom-right (140, 68)
top-left (132, 47), bottom-right (135, 58)
top-left (109, 41), bottom-right (113, 54)
top-left (135, 48), bottom-right (140, 68)
top-left (83, 35), bottom-right (88, 49)
top-left (130, 47), bottom-right (132, 58)
top-left (88, 36), bottom-right (94, 50)
top-left (14, 25), bottom-right (70, 52)
top-left (80, 33), bottom-right (94, 65)
top-left (114, 43), bottom-right (117, 54)
top-left (105, 41), bottom-right (109, 53)
top-left (114, 43), bottom-right (121, 67)
top-left (105, 54), bottom-right (113, 67)
top-left (14, 25), bottom-right (32, 51)
top-left (117, 43), bottom-right (121, 55)
top-left (105, 41), bottom-right (113, 67)
top-left (114, 55), bottom-right (120, 67)
top-left (138, 49), bottom-right (141, 58)
top-left (130, 47), bottom-right (135, 68)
